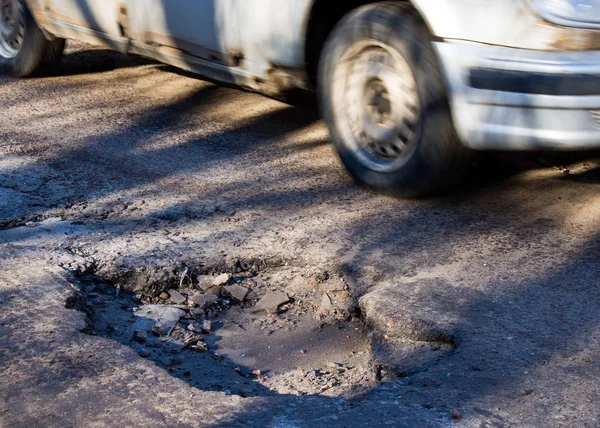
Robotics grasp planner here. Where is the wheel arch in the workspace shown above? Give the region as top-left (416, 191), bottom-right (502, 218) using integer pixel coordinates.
top-left (22, 0), bottom-right (56, 39)
top-left (303, 0), bottom-right (437, 87)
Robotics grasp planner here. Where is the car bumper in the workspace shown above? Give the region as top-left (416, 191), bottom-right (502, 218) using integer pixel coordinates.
top-left (434, 42), bottom-right (600, 151)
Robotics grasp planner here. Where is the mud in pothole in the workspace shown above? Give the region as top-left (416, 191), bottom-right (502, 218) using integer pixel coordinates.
top-left (72, 269), bottom-right (378, 399)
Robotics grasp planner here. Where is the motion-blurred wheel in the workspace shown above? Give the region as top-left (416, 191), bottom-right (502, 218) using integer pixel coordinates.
top-left (319, 2), bottom-right (470, 197)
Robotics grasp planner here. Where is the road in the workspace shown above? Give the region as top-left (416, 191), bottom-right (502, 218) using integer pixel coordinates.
top-left (1, 41), bottom-right (600, 427)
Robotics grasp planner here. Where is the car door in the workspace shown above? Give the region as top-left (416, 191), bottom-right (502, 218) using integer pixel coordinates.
top-left (133, 0), bottom-right (307, 74)
top-left (135, 0), bottom-right (233, 64)
top-left (42, 0), bottom-right (122, 37)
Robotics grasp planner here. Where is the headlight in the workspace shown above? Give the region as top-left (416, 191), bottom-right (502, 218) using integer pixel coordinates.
top-left (531, 0), bottom-right (600, 27)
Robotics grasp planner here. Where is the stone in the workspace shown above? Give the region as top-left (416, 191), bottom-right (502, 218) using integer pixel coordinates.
top-left (160, 356), bottom-right (183, 367)
top-left (183, 334), bottom-right (204, 349)
top-left (133, 329), bottom-right (147, 343)
top-left (151, 323), bottom-right (171, 337)
top-left (241, 278), bottom-right (257, 288)
top-left (190, 308), bottom-right (205, 322)
top-left (187, 322), bottom-right (204, 333)
top-left (202, 320), bottom-right (212, 333)
top-left (314, 271), bottom-right (329, 282)
top-left (190, 341), bottom-right (208, 352)
top-left (251, 291), bottom-right (290, 314)
top-left (135, 305), bottom-right (186, 328)
top-left (450, 409), bottom-right (461, 420)
top-left (159, 292), bottom-right (169, 300)
top-left (137, 348), bottom-right (150, 358)
top-left (168, 290), bottom-right (186, 305)
top-left (196, 275), bottom-right (216, 291)
top-left (189, 292), bottom-right (218, 309)
top-left (213, 273), bottom-right (229, 286)
top-left (204, 285), bottom-right (222, 296)
top-left (223, 285), bottom-right (250, 302)
top-left (319, 293), bottom-right (333, 313)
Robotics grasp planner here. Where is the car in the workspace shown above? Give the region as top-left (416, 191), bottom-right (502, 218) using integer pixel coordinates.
top-left (2, 0), bottom-right (600, 196)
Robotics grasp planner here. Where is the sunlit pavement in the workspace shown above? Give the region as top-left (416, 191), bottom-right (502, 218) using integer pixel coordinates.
top-left (1, 42), bottom-right (600, 427)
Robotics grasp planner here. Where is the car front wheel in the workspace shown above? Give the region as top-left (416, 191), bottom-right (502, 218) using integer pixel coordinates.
top-left (319, 2), bottom-right (470, 197)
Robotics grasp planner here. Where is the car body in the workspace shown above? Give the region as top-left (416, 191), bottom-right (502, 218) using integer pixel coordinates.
top-left (4, 0), bottom-right (600, 195)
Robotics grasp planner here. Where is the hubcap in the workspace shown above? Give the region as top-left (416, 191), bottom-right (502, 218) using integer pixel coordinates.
top-left (0, 0), bottom-right (25, 59)
top-left (332, 41), bottom-right (421, 173)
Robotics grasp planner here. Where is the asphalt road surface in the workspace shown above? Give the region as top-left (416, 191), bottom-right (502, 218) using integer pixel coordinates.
top-left (1, 42), bottom-right (600, 427)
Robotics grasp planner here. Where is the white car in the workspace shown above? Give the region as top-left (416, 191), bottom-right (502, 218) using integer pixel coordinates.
top-left (2, 0), bottom-right (600, 196)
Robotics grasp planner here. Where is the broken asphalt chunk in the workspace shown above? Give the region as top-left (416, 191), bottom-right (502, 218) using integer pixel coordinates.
top-left (251, 291), bottom-right (290, 314)
top-left (151, 323), bottom-right (171, 337)
top-left (168, 290), bottom-right (186, 305)
top-left (187, 322), bottom-right (205, 334)
top-left (196, 275), bottom-right (216, 291)
top-left (135, 305), bottom-right (186, 327)
top-left (319, 293), bottom-right (333, 314)
top-left (223, 284), bottom-right (250, 302)
top-left (133, 329), bottom-right (147, 343)
top-left (213, 273), bottom-right (229, 286)
top-left (137, 348), bottom-right (150, 358)
top-left (189, 292), bottom-right (218, 309)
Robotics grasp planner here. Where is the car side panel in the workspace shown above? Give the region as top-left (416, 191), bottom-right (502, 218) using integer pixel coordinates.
top-left (25, 0), bottom-right (128, 51)
top-left (130, 0), bottom-right (312, 77)
top-left (32, 0), bottom-right (122, 36)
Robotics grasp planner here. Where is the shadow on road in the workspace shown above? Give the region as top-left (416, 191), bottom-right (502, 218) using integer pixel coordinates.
top-left (1, 43), bottom-right (600, 426)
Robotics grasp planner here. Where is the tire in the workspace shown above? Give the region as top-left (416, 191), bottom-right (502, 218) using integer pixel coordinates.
top-left (319, 2), bottom-right (470, 197)
top-left (0, 0), bottom-right (65, 77)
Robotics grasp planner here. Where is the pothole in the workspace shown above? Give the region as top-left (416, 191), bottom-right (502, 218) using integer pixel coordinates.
top-left (69, 264), bottom-right (380, 399)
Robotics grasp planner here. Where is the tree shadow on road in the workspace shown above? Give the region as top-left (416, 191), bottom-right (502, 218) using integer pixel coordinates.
top-left (2, 43), bottom-right (600, 426)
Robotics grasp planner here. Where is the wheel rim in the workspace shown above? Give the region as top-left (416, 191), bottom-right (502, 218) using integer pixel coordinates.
top-left (0, 0), bottom-right (25, 59)
top-left (332, 40), bottom-right (421, 173)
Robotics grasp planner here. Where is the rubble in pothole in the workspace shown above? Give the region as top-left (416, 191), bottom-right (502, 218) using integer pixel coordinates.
top-left (71, 264), bottom-right (376, 398)
top-left (127, 265), bottom-right (358, 324)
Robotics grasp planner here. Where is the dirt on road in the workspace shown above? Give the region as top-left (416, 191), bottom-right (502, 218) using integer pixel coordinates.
top-left (1, 42), bottom-right (600, 427)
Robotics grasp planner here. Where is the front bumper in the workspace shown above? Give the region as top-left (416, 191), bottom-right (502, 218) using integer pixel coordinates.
top-left (434, 42), bottom-right (600, 151)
